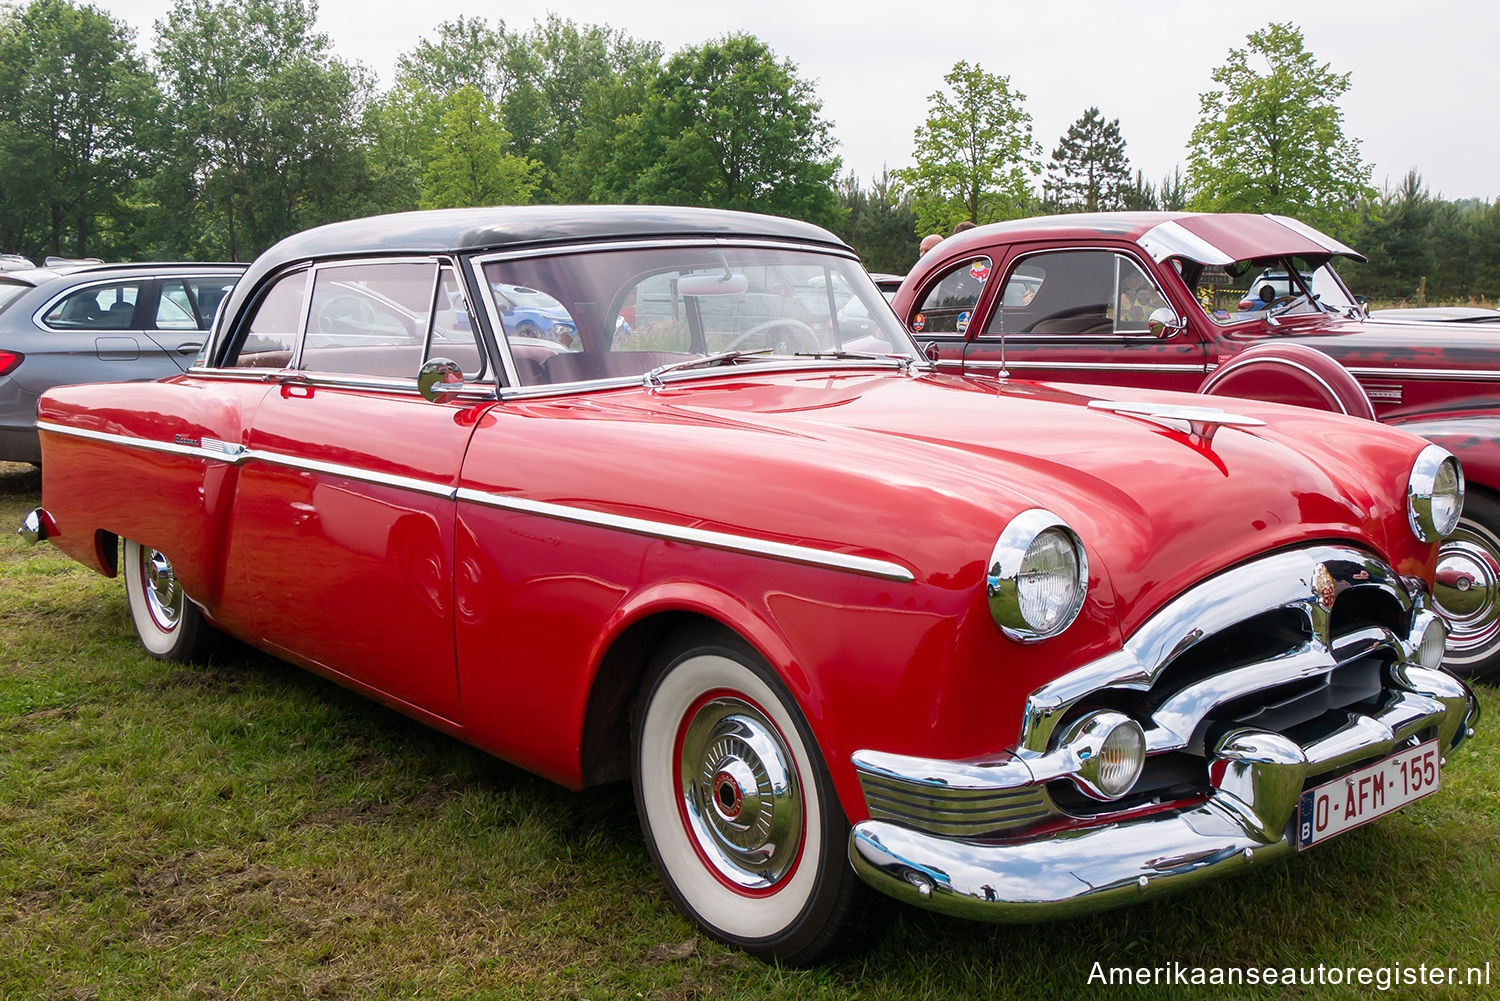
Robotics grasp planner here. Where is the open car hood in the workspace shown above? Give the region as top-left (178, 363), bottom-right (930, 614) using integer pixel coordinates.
top-left (1139, 213), bottom-right (1365, 267)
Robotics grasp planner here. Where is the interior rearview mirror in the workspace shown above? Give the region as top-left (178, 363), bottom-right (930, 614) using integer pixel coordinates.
top-left (678, 273), bottom-right (750, 296)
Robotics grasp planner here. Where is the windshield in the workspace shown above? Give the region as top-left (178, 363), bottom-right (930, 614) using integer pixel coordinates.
top-left (1183, 255), bottom-right (1359, 326)
top-left (481, 246), bottom-right (918, 388)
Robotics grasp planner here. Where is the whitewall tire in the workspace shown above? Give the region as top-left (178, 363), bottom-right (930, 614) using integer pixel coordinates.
top-left (632, 628), bottom-right (874, 965)
top-left (122, 538), bottom-right (212, 662)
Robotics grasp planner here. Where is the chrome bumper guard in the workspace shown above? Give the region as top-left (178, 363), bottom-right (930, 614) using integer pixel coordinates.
top-left (849, 665), bottom-right (1477, 921)
top-left (17, 507), bottom-right (52, 544)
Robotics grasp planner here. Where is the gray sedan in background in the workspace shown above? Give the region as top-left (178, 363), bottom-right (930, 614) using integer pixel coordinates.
top-left (0, 261), bottom-right (245, 462)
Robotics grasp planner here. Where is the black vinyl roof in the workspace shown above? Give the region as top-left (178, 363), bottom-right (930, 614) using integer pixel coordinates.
top-left (244, 205), bottom-right (849, 279)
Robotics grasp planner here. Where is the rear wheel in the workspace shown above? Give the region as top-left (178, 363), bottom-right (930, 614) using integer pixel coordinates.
top-left (632, 628), bottom-right (874, 965)
top-left (122, 539), bottom-right (215, 662)
top-left (1434, 491), bottom-right (1500, 679)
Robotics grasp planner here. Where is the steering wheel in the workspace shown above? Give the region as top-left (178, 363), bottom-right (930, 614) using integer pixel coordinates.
top-left (313, 293), bottom-right (381, 335)
top-left (727, 318), bottom-right (818, 354)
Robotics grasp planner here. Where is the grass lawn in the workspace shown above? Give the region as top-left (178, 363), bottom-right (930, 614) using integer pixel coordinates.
top-left (1, 460), bottom-right (1495, 1000)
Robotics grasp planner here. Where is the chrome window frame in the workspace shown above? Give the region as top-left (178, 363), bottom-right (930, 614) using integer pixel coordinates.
top-left (203, 255), bottom-right (495, 394)
top-left (979, 247), bottom-right (1171, 339)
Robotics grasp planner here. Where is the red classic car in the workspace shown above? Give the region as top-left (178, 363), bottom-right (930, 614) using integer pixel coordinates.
top-left (20, 207), bottom-right (1478, 964)
top-left (897, 212), bottom-right (1500, 678)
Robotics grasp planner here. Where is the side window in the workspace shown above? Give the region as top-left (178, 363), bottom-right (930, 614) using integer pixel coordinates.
top-left (429, 266), bottom-right (486, 379)
top-left (984, 251), bottom-right (1115, 335)
top-left (235, 270), bottom-right (307, 368)
top-left (301, 261), bottom-right (437, 378)
top-left (156, 281), bottom-right (198, 330)
top-left (43, 282), bottom-right (142, 330)
top-left (178, 276), bottom-right (237, 329)
top-left (908, 258), bottom-right (990, 335)
top-left (1113, 258), bottom-right (1170, 333)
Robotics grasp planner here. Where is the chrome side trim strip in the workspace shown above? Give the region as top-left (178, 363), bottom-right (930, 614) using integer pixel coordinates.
top-left (1344, 366), bottom-right (1500, 382)
top-left (456, 487), bottom-right (915, 582)
top-left (252, 452), bottom-right (456, 499)
top-left (961, 360), bottom-right (1207, 374)
top-left (37, 421), bottom-right (913, 582)
top-left (37, 421), bottom-right (247, 464)
top-left (35, 421), bottom-right (457, 499)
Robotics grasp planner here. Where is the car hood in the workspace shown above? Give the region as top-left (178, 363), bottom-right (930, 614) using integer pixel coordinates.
top-left (500, 369), bottom-right (1432, 646)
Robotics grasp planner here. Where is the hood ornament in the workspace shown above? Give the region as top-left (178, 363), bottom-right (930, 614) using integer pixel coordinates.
top-left (1087, 401), bottom-right (1266, 447)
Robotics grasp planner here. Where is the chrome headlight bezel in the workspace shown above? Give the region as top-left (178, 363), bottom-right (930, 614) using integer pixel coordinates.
top-left (1408, 445), bottom-right (1464, 542)
top-left (986, 509), bottom-right (1088, 642)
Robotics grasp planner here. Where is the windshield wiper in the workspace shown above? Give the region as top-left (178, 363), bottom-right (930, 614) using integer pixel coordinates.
top-left (643, 349), bottom-right (772, 388)
top-left (1265, 291), bottom-right (1312, 324)
top-left (792, 349), bottom-right (921, 372)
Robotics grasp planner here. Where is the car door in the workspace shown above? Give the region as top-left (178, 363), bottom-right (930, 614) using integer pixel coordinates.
top-left (912, 245), bottom-right (1210, 393)
top-left (23, 276), bottom-right (183, 394)
top-left (218, 258), bottom-right (493, 724)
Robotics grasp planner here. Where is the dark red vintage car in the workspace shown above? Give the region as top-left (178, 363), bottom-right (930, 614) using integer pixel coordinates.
top-left (21, 207), bottom-right (1478, 963)
top-left (896, 212), bottom-right (1500, 678)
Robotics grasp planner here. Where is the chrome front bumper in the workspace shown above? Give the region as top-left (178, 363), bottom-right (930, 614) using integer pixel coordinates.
top-left (848, 665), bottom-right (1477, 921)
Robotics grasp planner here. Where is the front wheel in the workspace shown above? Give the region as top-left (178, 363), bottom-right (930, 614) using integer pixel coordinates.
top-left (632, 628), bottom-right (874, 965)
top-left (122, 539), bottom-right (215, 662)
top-left (1433, 491), bottom-right (1500, 679)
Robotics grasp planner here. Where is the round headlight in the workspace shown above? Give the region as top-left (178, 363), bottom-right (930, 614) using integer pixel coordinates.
top-left (1408, 445), bottom-right (1464, 542)
top-left (1062, 711), bottom-right (1147, 800)
top-left (987, 510), bottom-right (1088, 642)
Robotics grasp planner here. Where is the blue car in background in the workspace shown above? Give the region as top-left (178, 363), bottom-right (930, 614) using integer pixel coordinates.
top-left (492, 283), bottom-right (578, 347)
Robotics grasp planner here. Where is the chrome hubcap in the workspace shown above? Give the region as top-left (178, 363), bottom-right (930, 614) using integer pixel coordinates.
top-left (1434, 532), bottom-right (1500, 661)
top-left (142, 548), bottom-right (183, 630)
top-left (679, 697), bottom-right (801, 890)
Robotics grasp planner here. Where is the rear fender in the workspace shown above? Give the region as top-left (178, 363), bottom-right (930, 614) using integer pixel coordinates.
top-left (1201, 343), bottom-right (1376, 420)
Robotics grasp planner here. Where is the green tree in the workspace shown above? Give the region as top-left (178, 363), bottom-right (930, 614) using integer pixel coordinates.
top-left (837, 169), bottom-right (919, 274)
top-left (599, 33), bottom-right (841, 229)
top-left (386, 15), bottom-right (659, 205)
top-left (418, 86), bottom-right (538, 209)
top-left (514, 16), bottom-right (661, 203)
top-left (1344, 171), bottom-right (1436, 301)
top-left (896, 61), bottom-right (1040, 233)
top-left (1187, 22), bottom-right (1373, 229)
top-left (151, 0), bottom-right (373, 259)
top-left (0, 0), bottom-right (157, 258)
top-left (1469, 200), bottom-right (1500, 301)
top-left (1045, 107), bottom-right (1130, 213)
top-left (1158, 166), bottom-right (1190, 211)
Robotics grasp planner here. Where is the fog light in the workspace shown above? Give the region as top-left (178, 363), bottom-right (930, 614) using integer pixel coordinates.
top-left (1062, 711), bottom-right (1146, 800)
top-left (1414, 612), bottom-right (1448, 670)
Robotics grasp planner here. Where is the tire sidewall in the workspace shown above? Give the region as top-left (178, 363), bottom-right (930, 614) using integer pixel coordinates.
top-left (122, 538), bottom-right (201, 661)
top-left (633, 631), bottom-right (846, 959)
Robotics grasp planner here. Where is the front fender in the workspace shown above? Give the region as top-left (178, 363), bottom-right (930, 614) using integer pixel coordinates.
top-left (1383, 414), bottom-right (1500, 495)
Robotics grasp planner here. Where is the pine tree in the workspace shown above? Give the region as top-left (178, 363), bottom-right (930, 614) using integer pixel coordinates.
top-left (1045, 107), bottom-right (1130, 212)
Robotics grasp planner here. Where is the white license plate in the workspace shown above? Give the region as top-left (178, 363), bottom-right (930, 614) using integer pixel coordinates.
top-left (1296, 739), bottom-right (1441, 850)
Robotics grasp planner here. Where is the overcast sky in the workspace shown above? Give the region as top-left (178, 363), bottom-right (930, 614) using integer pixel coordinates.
top-left (96, 0), bottom-right (1498, 203)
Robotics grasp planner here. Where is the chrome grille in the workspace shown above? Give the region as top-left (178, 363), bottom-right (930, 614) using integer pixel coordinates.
top-left (858, 773), bottom-right (1052, 837)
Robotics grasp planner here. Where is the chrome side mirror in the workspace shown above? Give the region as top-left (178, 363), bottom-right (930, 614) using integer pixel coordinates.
top-left (1147, 306), bottom-right (1187, 340)
top-left (417, 357), bottom-right (465, 401)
